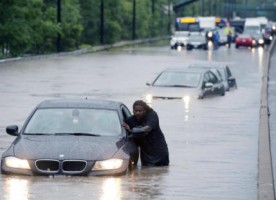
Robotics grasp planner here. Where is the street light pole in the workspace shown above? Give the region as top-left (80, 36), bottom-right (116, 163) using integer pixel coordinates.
top-left (201, 0), bottom-right (204, 16)
top-left (56, 0), bottom-right (61, 52)
top-left (100, 0), bottom-right (104, 44)
top-left (132, 0), bottom-right (136, 40)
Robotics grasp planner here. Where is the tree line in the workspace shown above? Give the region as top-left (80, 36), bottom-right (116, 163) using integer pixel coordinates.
top-left (0, 0), bottom-right (175, 58)
top-left (0, 0), bottom-right (266, 58)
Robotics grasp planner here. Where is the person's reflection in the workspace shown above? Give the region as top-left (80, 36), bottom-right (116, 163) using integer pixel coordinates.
top-left (128, 166), bottom-right (169, 198)
top-left (4, 177), bottom-right (30, 200)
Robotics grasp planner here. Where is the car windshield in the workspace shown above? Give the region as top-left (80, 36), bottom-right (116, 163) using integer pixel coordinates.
top-left (24, 108), bottom-right (122, 136)
top-left (189, 35), bottom-right (205, 42)
top-left (217, 68), bottom-right (226, 80)
top-left (153, 71), bottom-right (201, 87)
top-left (174, 32), bottom-right (189, 37)
top-left (239, 34), bottom-right (251, 39)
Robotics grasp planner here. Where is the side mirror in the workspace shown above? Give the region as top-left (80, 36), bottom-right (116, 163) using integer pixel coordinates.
top-left (228, 76), bottom-right (235, 82)
top-left (205, 82), bottom-right (213, 88)
top-left (131, 127), bottom-right (145, 138)
top-left (6, 125), bottom-right (19, 136)
top-left (146, 82), bottom-right (151, 86)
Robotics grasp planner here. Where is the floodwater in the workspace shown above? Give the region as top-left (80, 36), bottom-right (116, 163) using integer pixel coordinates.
top-left (0, 44), bottom-right (267, 199)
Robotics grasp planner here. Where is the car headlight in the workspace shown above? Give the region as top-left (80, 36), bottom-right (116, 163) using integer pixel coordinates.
top-left (92, 158), bottom-right (123, 171)
top-left (252, 40), bottom-right (256, 44)
top-left (4, 157), bottom-right (31, 169)
top-left (145, 94), bottom-right (153, 104)
top-left (258, 39), bottom-right (264, 44)
top-left (208, 32), bottom-right (213, 38)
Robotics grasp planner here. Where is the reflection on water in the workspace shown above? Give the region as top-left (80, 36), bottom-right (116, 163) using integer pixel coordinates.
top-left (207, 41), bottom-right (213, 62)
top-left (183, 98), bottom-right (189, 122)
top-left (100, 178), bottom-right (121, 200)
top-left (258, 47), bottom-right (264, 73)
top-left (4, 177), bottom-right (30, 200)
top-left (126, 167), bottom-right (169, 199)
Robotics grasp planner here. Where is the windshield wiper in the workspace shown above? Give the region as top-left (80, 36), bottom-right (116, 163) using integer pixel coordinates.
top-left (54, 133), bottom-right (100, 136)
top-left (172, 85), bottom-right (193, 88)
top-left (24, 133), bottom-right (52, 135)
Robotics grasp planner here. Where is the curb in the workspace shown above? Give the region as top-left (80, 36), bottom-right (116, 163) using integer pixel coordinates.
top-left (258, 38), bottom-right (276, 200)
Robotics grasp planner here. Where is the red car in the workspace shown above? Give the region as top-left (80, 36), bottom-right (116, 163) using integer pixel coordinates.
top-left (235, 34), bottom-right (256, 48)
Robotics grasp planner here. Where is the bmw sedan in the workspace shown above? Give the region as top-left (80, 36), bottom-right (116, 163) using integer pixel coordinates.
top-left (1, 99), bottom-right (138, 176)
top-left (142, 68), bottom-right (225, 104)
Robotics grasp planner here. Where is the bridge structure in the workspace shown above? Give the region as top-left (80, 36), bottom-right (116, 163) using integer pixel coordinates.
top-left (173, 0), bottom-right (276, 20)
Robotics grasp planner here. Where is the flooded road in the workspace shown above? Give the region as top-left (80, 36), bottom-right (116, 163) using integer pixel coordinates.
top-left (0, 44), bottom-right (267, 199)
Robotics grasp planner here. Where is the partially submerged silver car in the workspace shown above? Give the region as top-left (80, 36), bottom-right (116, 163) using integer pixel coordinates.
top-left (188, 63), bottom-right (238, 91)
top-left (142, 68), bottom-right (226, 104)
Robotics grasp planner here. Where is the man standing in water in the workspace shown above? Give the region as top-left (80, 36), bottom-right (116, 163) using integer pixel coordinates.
top-left (123, 100), bottom-right (169, 166)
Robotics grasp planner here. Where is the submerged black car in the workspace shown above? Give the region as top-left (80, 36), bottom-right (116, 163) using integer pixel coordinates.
top-left (1, 99), bottom-right (138, 176)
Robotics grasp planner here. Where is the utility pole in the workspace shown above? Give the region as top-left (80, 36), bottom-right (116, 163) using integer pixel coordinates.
top-left (208, 0), bottom-right (211, 16)
top-left (132, 0), bottom-right (136, 40)
top-left (201, 0), bottom-right (204, 16)
top-left (168, 0), bottom-right (171, 35)
top-left (56, 0), bottom-right (61, 52)
top-left (100, 0), bottom-right (104, 44)
top-left (152, 0), bottom-right (155, 14)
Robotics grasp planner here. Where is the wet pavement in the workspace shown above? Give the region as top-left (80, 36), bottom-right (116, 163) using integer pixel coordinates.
top-left (0, 44), bottom-right (270, 199)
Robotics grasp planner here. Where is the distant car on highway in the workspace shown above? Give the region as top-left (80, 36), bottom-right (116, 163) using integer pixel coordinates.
top-left (170, 31), bottom-right (190, 49)
top-left (142, 68), bottom-right (225, 104)
top-left (250, 31), bottom-right (265, 47)
top-left (1, 99), bottom-right (138, 176)
top-left (188, 63), bottom-right (238, 91)
top-left (235, 34), bottom-right (256, 48)
top-left (186, 33), bottom-right (208, 50)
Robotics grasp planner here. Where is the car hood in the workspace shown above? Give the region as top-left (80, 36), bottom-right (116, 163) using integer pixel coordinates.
top-left (188, 39), bottom-right (205, 44)
top-left (12, 135), bottom-right (125, 160)
top-left (143, 86), bottom-right (200, 99)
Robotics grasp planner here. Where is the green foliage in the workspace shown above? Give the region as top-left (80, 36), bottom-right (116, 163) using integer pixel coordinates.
top-left (59, 0), bottom-right (83, 50)
top-left (0, 0), bottom-right (175, 57)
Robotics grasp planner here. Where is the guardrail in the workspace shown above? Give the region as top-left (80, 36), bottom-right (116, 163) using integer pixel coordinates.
top-left (0, 36), bottom-right (170, 63)
top-left (258, 38), bottom-right (276, 200)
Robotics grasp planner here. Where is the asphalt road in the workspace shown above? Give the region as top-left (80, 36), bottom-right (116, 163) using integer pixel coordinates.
top-left (0, 43), bottom-right (271, 200)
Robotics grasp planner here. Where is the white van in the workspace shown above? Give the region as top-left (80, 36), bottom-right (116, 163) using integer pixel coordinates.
top-left (244, 18), bottom-right (261, 33)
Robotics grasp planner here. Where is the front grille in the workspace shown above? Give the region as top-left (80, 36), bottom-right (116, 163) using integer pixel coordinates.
top-left (35, 159), bottom-right (60, 173)
top-left (62, 160), bottom-right (87, 172)
top-left (35, 159), bottom-right (87, 174)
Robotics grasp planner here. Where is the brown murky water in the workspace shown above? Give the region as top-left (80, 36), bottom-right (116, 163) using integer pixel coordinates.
top-left (0, 45), bottom-right (267, 199)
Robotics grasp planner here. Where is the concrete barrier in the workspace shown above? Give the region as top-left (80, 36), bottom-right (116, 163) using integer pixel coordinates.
top-left (258, 38), bottom-right (276, 200)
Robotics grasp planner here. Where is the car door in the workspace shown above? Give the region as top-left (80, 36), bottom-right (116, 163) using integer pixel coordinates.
top-left (202, 72), bottom-right (213, 96)
top-left (205, 71), bottom-right (222, 95)
top-left (208, 71), bottom-right (223, 95)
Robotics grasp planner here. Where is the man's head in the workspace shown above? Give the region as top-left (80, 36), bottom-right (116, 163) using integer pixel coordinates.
top-left (132, 100), bottom-right (152, 120)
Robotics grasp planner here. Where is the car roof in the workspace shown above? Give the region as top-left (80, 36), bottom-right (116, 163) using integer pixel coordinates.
top-left (163, 67), bottom-right (210, 74)
top-left (36, 99), bottom-right (124, 110)
top-left (188, 63), bottom-right (227, 69)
